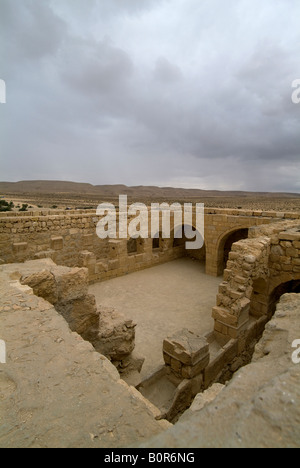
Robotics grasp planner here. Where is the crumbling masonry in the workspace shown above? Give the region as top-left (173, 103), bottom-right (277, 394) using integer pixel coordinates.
top-left (0, 208), bottom-right (300, 446)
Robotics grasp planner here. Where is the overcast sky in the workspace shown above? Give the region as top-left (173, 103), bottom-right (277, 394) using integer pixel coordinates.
top-left (0, 0), bottom-right (299, 192)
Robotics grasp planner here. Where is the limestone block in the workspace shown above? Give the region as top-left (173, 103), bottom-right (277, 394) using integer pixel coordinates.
top-left (21, 270), bottom-right (58, 304)
top-left (56, 294), bottom-right (99, 337)
top-left (79, 251), bottom-right (97, 273)
top-left (212, 307), bottom-right (239, 327)
top-left (188, 383), bottom-right (225, 413)
top-left (171, 358), bottom-right (182, 374)
top-left (55, 267), bottom-right (89, 303)
top-left (181, 355), bottom-right (210, 379)
top-left (34, 250), bottom-right (56, 261)
top-left (82, 234), bottom-right (94, 247)
top-left (279, 232), bottom-right (300, 241)
top-left (204, 340), bottom-right (238, 388)
top-left (108, 259), bottom-right (120, 271)
top-left (13, 242), bottom-right (28, 254)
top-left (95, 262), bottom-right (108, 273)
top-left (127, 256), bottom-right (136, 268)
top-left (271, 245), bottom-right (284, 257)
top-left (163, 329), bottom-right (209, 366)
top-left (223, 269), bottom-right (232, 281)
top-left (238, 297), bottom-right (251, 314)
top-left (108, 240), bottom-right (125, 258)
top-left (95, 307), bottom-right (136, 361)
top-left (51, 236), bottom-right (63, 251)
top-left (218, 282), bottom-right (229, 294)
top-left (286, 247), bottom-right (299, 258)
top-left (229, 288), bottom-right (244, 301)
top-left (163, 351), bottom-right (172, 366)
top-left (135, 253), bottom-right (144, 264)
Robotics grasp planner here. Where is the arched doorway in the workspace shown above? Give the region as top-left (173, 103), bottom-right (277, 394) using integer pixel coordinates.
top-left (268, 280), bottom-right (300, 316)
top-left (217, 228), bottom-right (249, 276)
top-left (251, 277), bottom-right (300, 320)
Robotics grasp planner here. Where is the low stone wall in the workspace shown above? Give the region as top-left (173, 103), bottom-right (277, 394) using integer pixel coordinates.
top-left (212, 220), bottom-right (300, 342)
top-left (183, 219), bottom-right (300, 395)
top-left (249, 221), bottom-right (300, 319)
top-left (1, 208), bottom-right (299, 281)
top-left (142, 293), bottom-right (300, 448)
top-left (0, 265), bottom-right (170, 448)
top-left (1, 259), bottom-right (139, 373)
top-left (0, 213), bottom-right (185, 282)
top-left (213, 237), bottom-right (270, 341)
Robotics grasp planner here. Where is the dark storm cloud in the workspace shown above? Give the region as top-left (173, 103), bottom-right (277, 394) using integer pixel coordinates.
top-left (153, 58), bottom-right (183, 84)
top-left (61, 39), bottom-right (134, 97)
top-left (0, 0), bottom-right (66, 64)
top-left (0, 0), bottom-right (299, 191)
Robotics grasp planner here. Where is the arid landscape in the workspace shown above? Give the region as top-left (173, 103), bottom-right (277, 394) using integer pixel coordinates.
top-left (1, 180), bottom-right (300, 212)
top-left (1, 0), bottom-right (300, 452)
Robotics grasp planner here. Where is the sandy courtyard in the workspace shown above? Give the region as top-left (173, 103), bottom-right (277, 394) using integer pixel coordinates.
top-left (89, 258), bottom-right (222, 378)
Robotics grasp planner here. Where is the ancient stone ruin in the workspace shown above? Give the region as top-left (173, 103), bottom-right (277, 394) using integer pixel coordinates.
top-left (0, 207), bottom-right (300, 447)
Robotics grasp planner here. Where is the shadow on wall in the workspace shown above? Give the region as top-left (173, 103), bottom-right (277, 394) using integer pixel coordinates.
top-left (268, 280), bottom-right (300, 316)
top-left (172, 225), bottom-right (206, 264)
top-left (218, 228), bottom-right (249, 276)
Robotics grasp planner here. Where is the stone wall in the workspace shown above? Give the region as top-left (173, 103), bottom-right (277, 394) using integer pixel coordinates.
top-left (0, 213), bottom-right (186, 281)
top-left (2, 259), bottom-right (140, 379)
top-left (1, 208), bottom-right (299, 282)
top-left (142, 293), bottom-right (300, 448)
top-left (0, 264), bottom-right (170, 448)
top-left (177, 219), bottom-right (300, 394)
top-left (212, 220), bottom-right (300, 342)
top-left (213, 236), bottom-right (271, 341)
top-left (250, 221), bottom-right (300, 319)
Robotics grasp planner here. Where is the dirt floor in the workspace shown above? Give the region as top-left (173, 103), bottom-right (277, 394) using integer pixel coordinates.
top-left (90, 258), bottom-right (222, 378)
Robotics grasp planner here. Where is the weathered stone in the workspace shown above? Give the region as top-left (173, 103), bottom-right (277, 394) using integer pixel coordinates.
top-left (13, 242), bottom-right (28, 254)
top-left (163, 329), bottom-right (209, 366)
top-left (51, 236), bottom-right (63, 251)
top-left (145, 294), bottom-right (300, 448)
top-left (244, 254), bottom-right (256, 264)
top-left (21, 270), bottom-right (58, 304)
top-left (56, 294), bottom-right (99, 338)
top-left (181, 355), bottom-right (210, 379)
top-left (95, 307), bottom-right (136, 361)
top-left (180, 383), bottom-right (225, 421)
top-left (0, 269), bottom-right (169, 449)
top-left (212, 307), bottom-right (239, 327)
top-left (55, 267), bottom-right (89, 303)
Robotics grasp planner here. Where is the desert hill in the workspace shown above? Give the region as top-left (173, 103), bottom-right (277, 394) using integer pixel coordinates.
top-left (1, 180), bottom-right (299, 199)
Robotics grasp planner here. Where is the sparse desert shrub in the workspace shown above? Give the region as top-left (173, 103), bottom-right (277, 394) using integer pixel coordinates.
top-left (19, 204), bottom-right (28, 212)
top-left (0, 200), bottom-right (14, 212)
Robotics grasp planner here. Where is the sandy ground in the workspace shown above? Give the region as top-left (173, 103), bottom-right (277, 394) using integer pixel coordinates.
top-left (90, 258), bottom-right (222, 378)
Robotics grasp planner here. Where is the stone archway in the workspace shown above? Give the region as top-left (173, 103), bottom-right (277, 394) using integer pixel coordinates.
top-left (251, 275), bottom-right (300, 320)
top-left (216, 228), bottom-right (249, 276)
top-left (268, 279), bottom-right (300, 317)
